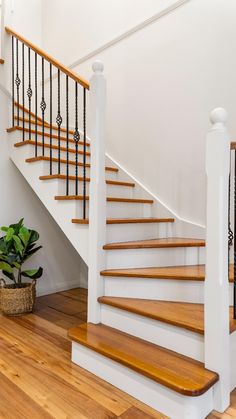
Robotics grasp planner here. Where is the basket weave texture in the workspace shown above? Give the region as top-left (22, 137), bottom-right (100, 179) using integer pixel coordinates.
top-left (0, 279), bottom-right (36, 315)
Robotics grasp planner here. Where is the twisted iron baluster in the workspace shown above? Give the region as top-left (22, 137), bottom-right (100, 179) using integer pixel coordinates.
top-left (74, 81), bottom-right (80, 196)
top-left (35, 53), bottom-right (38, 157)
top-left (40, 58), bottom-right (46, 156)
top-left (27, 47), bottom-right (33, 140)
top-left (15, 39), bottom-right (21, 125)
top-left (234, 150), bottom-right (236, 319)
top-left (22, 43), bottom-right (25, 141)
top-left (50, 63), bottom-right (53, 175)
top-left (56, 70), bottom-right (62, 174)
top-left (12, 37), bottom-right (15, 127)
top-left (83, 87), bottom-right (87, 219)
top-left (66, 75), bottom-right (69, 195)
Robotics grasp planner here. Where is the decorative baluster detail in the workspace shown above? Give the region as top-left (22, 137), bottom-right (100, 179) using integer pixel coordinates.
top-left (35, 53), bottom-right (38, 157)
top-left (40, 57), bottom-right (46, 156)
top-left (27, 47), bottom-right (33, 140)
top-left (74, 81), bottom-right (80, 196)
top-left (12, 36), bottom-right (15, 127)
top-left (234, 150), bottom-right (236, 319)
top-left (22, 43), bottom-right (25, 141)
top-left (83, 87), bottom-right (87, 219)
top-left (66, 75), bottom-right (69, 195)
top-left (49, 63), bottom-right (53, 175)
top-left (15, 39), bottom-right (21, 125)
top-left (228, 172), bottom-right (233, 246)
top-left (56, 70), bottom-right (63, 174)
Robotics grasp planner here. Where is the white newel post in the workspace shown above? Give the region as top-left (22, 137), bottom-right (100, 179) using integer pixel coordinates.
top-left (205, 108), bottom-right (231, 412)
top-left (88, 61), bottom-right (107, 323)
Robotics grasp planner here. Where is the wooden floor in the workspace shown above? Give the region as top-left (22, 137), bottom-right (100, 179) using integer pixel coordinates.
top-left (0, 288), bottom-right (167, 419)
top-left (0, 287), bottom-right (236, 418)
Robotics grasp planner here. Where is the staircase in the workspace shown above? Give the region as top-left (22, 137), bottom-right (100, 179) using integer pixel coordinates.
top-left (4, 27), bottom-right (236, 419)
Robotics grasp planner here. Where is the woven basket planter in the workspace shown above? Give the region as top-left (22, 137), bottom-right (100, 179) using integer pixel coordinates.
top-left (0, 279), bottom-right (36, 316)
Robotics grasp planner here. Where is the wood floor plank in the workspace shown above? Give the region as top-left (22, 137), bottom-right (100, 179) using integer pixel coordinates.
top-left (98, 297), bottom-right (236, 335)
top-left (0, 372), bottom-right (53, 419)
top-left (0, 289), bottom-right (167, 418)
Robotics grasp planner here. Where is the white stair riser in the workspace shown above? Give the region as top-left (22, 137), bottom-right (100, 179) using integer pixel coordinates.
top-left (106, 222), bottom-right (174, 242)
top-left (106, 202), bottom-right (153, 218)
top-left (104, 277), bottom-right (234, 304)
top-left (71, 342), bottom-right (214, 419)
top-left (101, 304), bottom-right (204, 361)
top-left (42, 161), bottom-right (118, 180)
top-left (105, 247), bottom-right (205, 269)
top-left (53, 179), bottom-right (133, 198)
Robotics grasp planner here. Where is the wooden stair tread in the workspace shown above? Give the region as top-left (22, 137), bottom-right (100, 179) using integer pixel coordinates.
top-left (14, 140), bottom-right (90, 156)
top-left (72, 217), bottom-right (175, 225)
top-left (39, 174), bottom-right (134, 187)
top-left (55, 196), bottom-right (154, 203)
top-left (68, 322), bottom-right (218, 396)
top-left (13, 117), bottom-right (86, 140)
top-left (98, 297), bottom-right (236, 334)
top-left (8, 125), bottom-right (90, 147)
top-left (103, 237), bottom-right (205, 250)
top-left (25, 156), bottom-right (118, 172)
top-left (100, 264), bottom-right (234, 282)
top-left (100, 265), bottom-right (206, 279)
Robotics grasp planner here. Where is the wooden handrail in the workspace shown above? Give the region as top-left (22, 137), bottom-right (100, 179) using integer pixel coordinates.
top-left (5, 26), bottom-right (90, 90)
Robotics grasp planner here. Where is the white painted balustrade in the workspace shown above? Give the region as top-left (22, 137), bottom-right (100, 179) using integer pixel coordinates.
top-left (88, 60), bottom-right (107, 323)
top-left (205, 108), bottom-right (231, 412)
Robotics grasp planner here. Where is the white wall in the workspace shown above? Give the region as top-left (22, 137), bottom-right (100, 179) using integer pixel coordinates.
top-left (42, 0), bottom-right (236, 226)
top-left (41, 0), bottom-right (173, 64)
top-left (0, 89), bottom-right (88, 296)
top-left (4, 0), bottom-right (42, 45)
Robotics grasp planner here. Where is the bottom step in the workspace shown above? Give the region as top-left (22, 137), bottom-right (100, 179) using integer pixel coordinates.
top-left (69, 323), bottom-right (218, 419)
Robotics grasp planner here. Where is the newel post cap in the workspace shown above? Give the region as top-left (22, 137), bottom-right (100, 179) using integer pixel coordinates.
top-left (92, 60), bottom-right (104, 73)
top-left (210, 108), bottom-right (228, 129)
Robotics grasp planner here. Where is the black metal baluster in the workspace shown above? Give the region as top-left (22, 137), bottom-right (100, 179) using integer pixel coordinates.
top-left (66, 75), bottom-right (69, 195)
top-left (83, 87), bottom-right (87, 219)
top-left (234, 150), bottom-right (236, 319)
top-left (56, 70), bottom-right (62, 174)
top-left (74, 82), bottom-right (80, 196)
top-left (40, 58), bottom-right (46, 156)
top-left (15, 39), bottom-right (21, 125)
top-left (49, 63), bottom-right (53, 175)
top-left (12, 36), bottom-right (15, 127)
top-left (35, 53), bottom-right (38, 157)
top-left (27, 47), bottom-right (33, 140)
top-left (22, 43), bottom-right (25, 141)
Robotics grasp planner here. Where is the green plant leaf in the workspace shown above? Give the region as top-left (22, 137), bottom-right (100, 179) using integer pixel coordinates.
top-left (19, 227), bottom-right (30, 246)
top-left (29, 230), bottom-right (40, 244)
top-left (9, 218), bottom-right (24, 235)
top-left (0, 261), bottom-right (13, 273)
top-left (13, 235), bottom-right (24, 256)
top-left (2, 270), bottom-right (15, 282)
top-left (23, 245), bottom-right (42, 261)
top-left (1, 226), bottom-right (8, 232)
top-left (21, 267), bottom-right (43, 279)
top-left (5, 228), bottom-right (14, 242)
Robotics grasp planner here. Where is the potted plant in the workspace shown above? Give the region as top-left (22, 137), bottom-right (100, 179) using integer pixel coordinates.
top-left (0, 218), bottom-right (43, 315)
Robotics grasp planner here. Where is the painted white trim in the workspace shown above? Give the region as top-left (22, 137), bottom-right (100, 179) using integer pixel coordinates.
top-left (44, 0), bottom-right (191, 84)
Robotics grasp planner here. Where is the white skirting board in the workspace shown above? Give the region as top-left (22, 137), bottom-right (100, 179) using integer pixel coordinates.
top-left (71, 341), bottom-right (214, 419)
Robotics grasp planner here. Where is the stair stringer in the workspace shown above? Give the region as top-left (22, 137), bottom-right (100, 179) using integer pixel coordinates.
top-left (9, 131), bottom-right (89, 264)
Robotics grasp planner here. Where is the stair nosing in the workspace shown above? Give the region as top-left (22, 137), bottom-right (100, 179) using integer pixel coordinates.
top-left (68, 322), bottom-right (219, 396)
